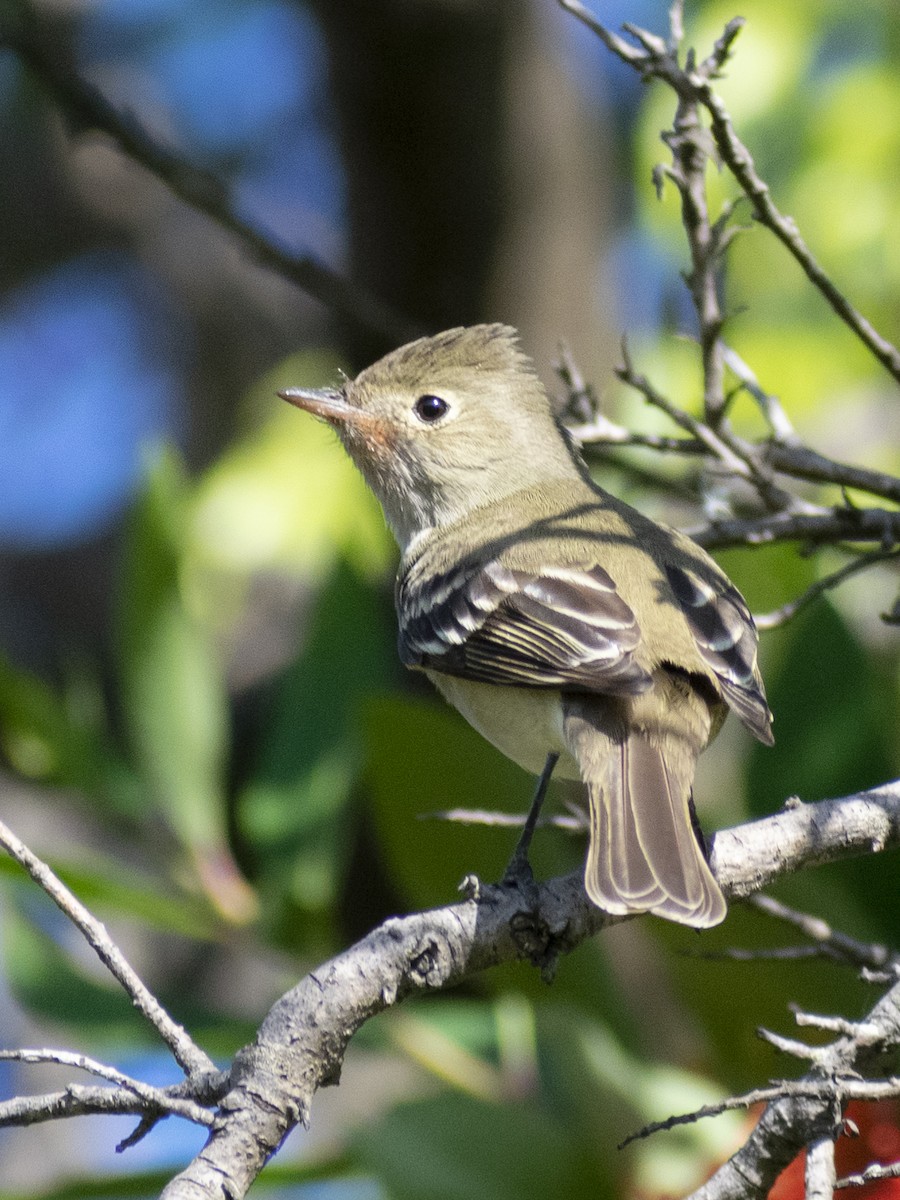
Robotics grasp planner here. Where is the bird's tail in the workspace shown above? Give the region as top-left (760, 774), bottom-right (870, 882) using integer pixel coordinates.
top-left (564, 703), bottom-right (726, 928)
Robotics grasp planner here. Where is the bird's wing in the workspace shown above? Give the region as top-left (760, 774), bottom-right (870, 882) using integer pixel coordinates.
top-left (664, 563), bottom-right (774, 744)
top-left (398, 559), bottom-right (652, 695)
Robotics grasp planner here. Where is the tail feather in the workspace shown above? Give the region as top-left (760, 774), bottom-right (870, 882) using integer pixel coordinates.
top-left (566, 703), bottom-right (726, 929)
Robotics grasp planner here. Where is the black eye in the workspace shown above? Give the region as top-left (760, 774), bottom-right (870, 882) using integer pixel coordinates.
top-left (413, 394), bottom-right (449, 423)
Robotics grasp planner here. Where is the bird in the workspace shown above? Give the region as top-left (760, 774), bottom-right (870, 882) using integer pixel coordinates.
top-left (279, 324), bottom-right (772, 927)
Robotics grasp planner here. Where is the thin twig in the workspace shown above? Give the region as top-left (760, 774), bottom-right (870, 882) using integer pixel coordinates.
top-left (617, 345), bottom-right (752, 476)
top-left (422, 807), bottom-right (585, 832)
top-left (692, 945), bottom-right (830, 965)
top-left (572, 410), bottom-right (900, 508)
top-left (619, 1077), bottom-right (900, 1149)
top-left (690, 505), bottom-right (900, 551)
top-left (660, 55), bottom-right (729, 423)
top-left (748, 895), bottom-right (900, 978)
top-left (723, 346), bottom-right (798, 442)
top-left (836, 1160), bottom-right (900, 1190)
top-left (754, 549), bottom-right (900, 630)
top-left (1, 1047), bottom-right (164, 1090)
top-left (0, 819), bottom-right (214, 1078)
top-left (558, 0), bottom-right (900, 387)
top-left (789, 1010), bottom-right (879, 1039)
top-left (696, 83), bottom-right (900, 386)
top-left (556, 0), bottom-right (646, 65)
top-left (762, 443), bottom-right (900, 507)
top-left (561, 331), bottom-right (900, 513)
top-left (757, 1027), bottom-right (827, 1063)
top-left (617, 347), bottom-right (822, 512)
top-left (0, 1081), bottom-right (216, 1130)
top-left (0, 1047), bottom-right (224, 1124)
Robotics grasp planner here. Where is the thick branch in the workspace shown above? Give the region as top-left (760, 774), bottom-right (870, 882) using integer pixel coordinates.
top-left (160, 782), bottom-right (900, 1200)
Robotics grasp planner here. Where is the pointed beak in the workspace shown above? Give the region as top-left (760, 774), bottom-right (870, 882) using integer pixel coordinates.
top-left (278, 386), bottom-right (357, 426)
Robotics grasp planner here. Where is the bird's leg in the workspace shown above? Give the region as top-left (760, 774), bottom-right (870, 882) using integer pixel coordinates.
top-left (502, 752), bottom-right (559, 888)
top-left (687, 791), bottom-right (713, 863)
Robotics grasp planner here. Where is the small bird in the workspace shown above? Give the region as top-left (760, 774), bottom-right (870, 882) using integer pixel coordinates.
top-left (280, 325), bottom-right (772, 927)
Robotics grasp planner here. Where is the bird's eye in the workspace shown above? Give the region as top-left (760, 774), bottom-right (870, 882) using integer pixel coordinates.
top-left (413, 394), bottom-right (450, 423)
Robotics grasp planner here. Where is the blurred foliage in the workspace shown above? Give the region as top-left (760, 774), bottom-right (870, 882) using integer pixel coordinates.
top-left (0, 0), bottom-right (899, 1197)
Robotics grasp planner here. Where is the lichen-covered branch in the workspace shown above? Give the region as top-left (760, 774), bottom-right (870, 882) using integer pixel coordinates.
top-left (154, 781), bottom-right (900, 1199)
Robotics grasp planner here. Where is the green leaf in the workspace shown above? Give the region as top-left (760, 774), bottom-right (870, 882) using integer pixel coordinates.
top-left (748, 600), bottom-right (892, 807)
top-left (186, 354), bottom-right (392, 607)
top-left (0, 655), bottom-right (140, 819)
top-left (353, 1092), bottom-right (601, 1200)
top-left (239, 561), bottom-right (395, 923)
top-left (116, 448), bottom-right (252, 923)
top-left (363, 695), bottom-right (542, 911)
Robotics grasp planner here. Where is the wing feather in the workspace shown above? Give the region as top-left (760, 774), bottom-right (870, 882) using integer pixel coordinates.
top-left (399, 560), bottom-right (652, 695)
top-left (665, 563), bottom-right (773, 744)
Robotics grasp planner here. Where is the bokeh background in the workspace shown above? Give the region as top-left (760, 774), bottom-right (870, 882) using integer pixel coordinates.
top-left (1, 0), bottom-right (899, 1195)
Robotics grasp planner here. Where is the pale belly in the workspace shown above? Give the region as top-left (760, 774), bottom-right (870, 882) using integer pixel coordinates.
top-left (426, 672), bottom-right (583, 781)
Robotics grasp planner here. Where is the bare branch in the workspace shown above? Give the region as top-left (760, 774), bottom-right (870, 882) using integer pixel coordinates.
top-left (689, 506), bottom-right (900, 551)
top-left (616, 344), bottom-right (848, 517)
top-left (789, 1010), bottom-right (880, 1039)
top-left (756, 1027), bottom-right (828, 1064)
top-left (561, 338), bottom-right (900, 525)
top-left (836, 1160), bottom-right (900, 1190)
top-left (616, 346), bottom-right (762, 480)
top-left (761, 444), bottom-right (900, 507)
top-left (557, 1), bottom-right (900, 386)
top-left (0, 7), bottom-right (414, 344)
top-left (154, 781), bottom-right (900, 1199)
top-left (620, 1077), bottom-right (900, 1149)
top-left (661, 77), bottom-right (729, 422)
top-left (422, 807), bottom-right (585, 833)
top-left (556, 0), bottom-right (647, 66)
top-left (709, 785), bottom-right (900, 900)
top-left (688, 964), bottom-right (900, 1198)
top-left (571, 391), bottom-right (900, 509)
top-left (805, 1135), bottom-right (838, 1200)
top-left (0, 1079), bottom-right (216, 1131)
top-left (748, 895), bottom-right (900, 980)
top-left (696, 83), bottom-right (900, 386)
top-left (722, 347), bottom-right (798, 442)
top-left (753, 549), bottom-right (900, 630)
top-left (1, 1047), bottom-right (172, 1090)
top-left (0, 818), bottom-right (214, 1078)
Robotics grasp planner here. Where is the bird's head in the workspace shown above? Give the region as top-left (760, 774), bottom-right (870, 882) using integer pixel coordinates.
top-left (279, 324), bottom-right (580, 549)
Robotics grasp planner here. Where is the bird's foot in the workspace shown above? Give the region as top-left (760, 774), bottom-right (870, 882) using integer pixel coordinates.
top-left (459, 873), bottom-right (482, 901)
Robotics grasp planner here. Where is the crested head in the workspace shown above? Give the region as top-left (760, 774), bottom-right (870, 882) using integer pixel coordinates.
top-left (282, 324), bottom-right (589, 551)
top-left (356, 324), bottom-right (535, 394)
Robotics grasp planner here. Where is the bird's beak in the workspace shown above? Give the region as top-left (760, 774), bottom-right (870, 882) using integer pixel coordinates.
top-left (278, 387), bottom-right (357, 426)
